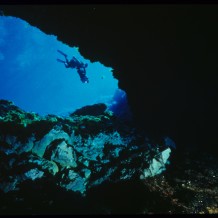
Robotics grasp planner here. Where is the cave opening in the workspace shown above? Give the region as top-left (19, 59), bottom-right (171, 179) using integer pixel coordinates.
top-left (0, 15), bottom-right (131, 119)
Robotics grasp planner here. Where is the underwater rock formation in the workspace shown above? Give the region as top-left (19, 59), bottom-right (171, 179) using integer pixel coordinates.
top-left (0, 6), bottom-right (217, 213)
top-left (1, 5), bottom-right (217, 153)
top-left (71, 103), bottom-right (107, 116)
top-left (0, 100), bottom-right (172, 196)
top-left (1, 100), bottom-right (217, 214)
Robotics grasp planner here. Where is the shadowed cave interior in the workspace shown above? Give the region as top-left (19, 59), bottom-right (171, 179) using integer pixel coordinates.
top-left (0, 4), bottom-right (218, 214)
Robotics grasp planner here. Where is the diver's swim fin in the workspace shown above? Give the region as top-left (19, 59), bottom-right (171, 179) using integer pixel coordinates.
top-left (57, 49), bottom-right (67, 57)
top-left (57, 58), bottom-right (66, 64)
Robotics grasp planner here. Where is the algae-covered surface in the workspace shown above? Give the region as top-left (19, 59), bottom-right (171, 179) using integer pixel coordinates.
top-left (0, 100), bottom-right (217, 214)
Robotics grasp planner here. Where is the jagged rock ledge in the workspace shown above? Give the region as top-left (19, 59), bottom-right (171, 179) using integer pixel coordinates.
top-left (0, 99), bottom-right (175, 213)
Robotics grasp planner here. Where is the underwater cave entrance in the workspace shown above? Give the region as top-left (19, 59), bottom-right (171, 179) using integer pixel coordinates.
top-left (0, 15), bottom-right (131, 120)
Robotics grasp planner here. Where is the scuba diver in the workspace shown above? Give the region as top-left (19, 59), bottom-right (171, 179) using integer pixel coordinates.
top-left (57, 50), bottom-right (89, 83)
top-left (77, 67), bottom-right (89, 83)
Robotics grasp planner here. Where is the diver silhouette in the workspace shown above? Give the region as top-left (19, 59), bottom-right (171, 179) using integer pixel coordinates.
top-left (57, 50), bottom-right (89, 83)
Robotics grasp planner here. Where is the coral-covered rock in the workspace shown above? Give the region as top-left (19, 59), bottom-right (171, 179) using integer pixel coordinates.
top-left (48, 140), bottom-right (77, 168)
top-left (24, 168), bottom-right (44, 181)
top-left (32, 128), bottom-right (71, 158)
top-left (71, 103), bottom-right (107, 116)
top-left (0, 100), bottom-right (175, 213)
top-left (0, 100), bottom-right (172, 196)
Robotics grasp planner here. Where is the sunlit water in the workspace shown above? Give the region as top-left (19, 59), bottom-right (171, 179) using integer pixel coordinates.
top-left (0, 16), bottom-right (123, 117)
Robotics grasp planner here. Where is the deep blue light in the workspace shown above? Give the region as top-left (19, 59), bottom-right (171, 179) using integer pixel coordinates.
top-left (0, 16), bottom-right (121, 116)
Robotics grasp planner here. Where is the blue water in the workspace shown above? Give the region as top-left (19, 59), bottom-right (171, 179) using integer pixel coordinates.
top-left (0, 16), bottom-right (122, 116)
